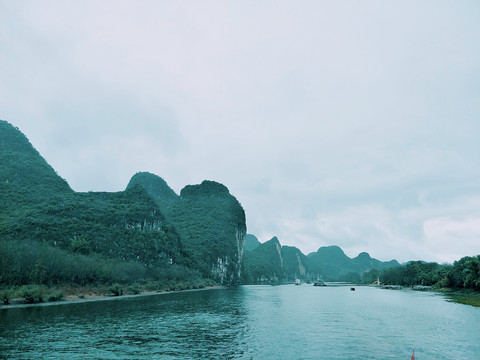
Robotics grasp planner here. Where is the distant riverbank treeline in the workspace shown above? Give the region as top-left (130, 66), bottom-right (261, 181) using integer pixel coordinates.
top-left (363, 256), bottom-right (480, 290)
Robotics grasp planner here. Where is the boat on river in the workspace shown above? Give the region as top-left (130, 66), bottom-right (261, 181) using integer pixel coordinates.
top-left (313, 280), bottom-right (326, 287)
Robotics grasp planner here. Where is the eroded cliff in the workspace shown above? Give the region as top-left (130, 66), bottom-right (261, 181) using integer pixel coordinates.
top-left (127, 174), bottom-right (247, 285)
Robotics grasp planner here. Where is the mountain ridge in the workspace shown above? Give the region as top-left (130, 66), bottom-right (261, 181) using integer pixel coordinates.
top-left (242, 235), bottom-right (400, 283)
top-left (0, 119), bottom-right (398, 288)
top-left (0, 120), bottom-right (245, 287)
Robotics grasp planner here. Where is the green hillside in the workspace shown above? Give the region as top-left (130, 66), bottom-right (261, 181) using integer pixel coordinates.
top-left (126, 172), bottom-right (178, 208)
top-left (0, 120), bottom-right (72, 215)
top-left (241, 237), bottom-right (284, 284)
top-left (128, 173), bottom-right (247, 285)
top-left (242, 238), bottom-right (400, 284)
top-left (0, 121), bottom-right (199, 293)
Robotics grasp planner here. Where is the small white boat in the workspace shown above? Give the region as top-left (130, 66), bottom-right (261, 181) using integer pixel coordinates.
top-left (295, 279), bottom-right (301, 285)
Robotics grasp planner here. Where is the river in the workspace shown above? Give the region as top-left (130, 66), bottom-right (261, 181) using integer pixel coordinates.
top-left (1, 285), bottom-right (480, 359)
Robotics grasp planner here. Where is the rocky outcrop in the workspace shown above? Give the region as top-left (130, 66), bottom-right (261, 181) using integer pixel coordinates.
top-left (281, 245), bottom-right (310, 281)
top-left (235, 227), bottom-right (247, 281)
top-left (241, 237), bottom-right (284, 284)
top-left (127, 174), bottom-right (247, 285)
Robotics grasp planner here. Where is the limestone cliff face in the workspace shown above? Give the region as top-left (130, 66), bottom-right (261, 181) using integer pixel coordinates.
top-left (235, 227), bottom-right (247, 280)
top-left (242, 242), bottom-right (311, 284)
top-left (241, 237), bottom-right (284, 284)
top-left (213, 227), bottom-right (247, 284)
top-left (127, 174), bottom-right (247, 285)
top-left (281, 245), bottom-right (311, 282)
top-left (210, 227), bottom-right (246, 285)
top-left (177, 180), bottom-right (246, 285)
top-left (296, 253), bottom-right (306, 276)
top-left (123, 217), bottom-right (163, 231)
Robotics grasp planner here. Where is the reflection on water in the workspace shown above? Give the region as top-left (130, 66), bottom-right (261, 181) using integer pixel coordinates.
top-left (1, 286), bottom-right (480, 359)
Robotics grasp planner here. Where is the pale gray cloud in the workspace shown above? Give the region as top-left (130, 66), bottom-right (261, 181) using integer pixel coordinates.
top-left (1, 0), bottom-right (479, 263)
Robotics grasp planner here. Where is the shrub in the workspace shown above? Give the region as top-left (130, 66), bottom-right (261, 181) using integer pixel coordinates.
top-left (21, 285), bottom-right (45, 304)
top-left (0, 289), bottom-right (10, 305)
top-left (126, 285), bottom-right (141, 295)
top-left (109, 284), bottom-right (123, 296)
top-left (46, 290), bottom-right (64, 302)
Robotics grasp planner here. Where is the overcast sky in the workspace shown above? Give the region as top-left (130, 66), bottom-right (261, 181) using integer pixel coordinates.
top-left (2, 1), bottom-right (480, 263)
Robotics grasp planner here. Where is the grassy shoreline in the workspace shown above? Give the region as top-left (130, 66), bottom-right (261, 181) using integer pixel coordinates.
top-left (435, 288), bottom-right (480, 307)
top-left (0, 279), bottom-right (221, 309)
top-left (0, 284), bottom-right (224, 309)
top-left (379, 285), bottom-right (480, 307)
top-left (4, 284), bottom-right (480, 309)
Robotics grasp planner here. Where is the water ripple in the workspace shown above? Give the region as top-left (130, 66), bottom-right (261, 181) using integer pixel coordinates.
top-left (1, 286), bottom-right (480, 359)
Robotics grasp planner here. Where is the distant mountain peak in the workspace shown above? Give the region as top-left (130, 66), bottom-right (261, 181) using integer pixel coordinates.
top-left (269, 236), bottom-right (280, 243)
top-left (355, 252), bottom-right (372, 260)
top-left (0, 120), bottom-right (72, 204)
top-left (126, 172), bottom-right (178, 201)
top-left (245, 234), bottom-right (261, 252)
top-left (317, 245), bottom-right (347, 256)
top-left (180, 180), bottom-right (230, 198)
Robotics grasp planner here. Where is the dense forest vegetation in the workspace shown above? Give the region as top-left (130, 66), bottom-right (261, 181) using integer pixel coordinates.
top-left (0, 121), bottom-right (185, 265)
top-left (1, 186), bottom-right (184, 265)
top-left (0, 121), bottom-right (243, 303)
top-left (363, 256), bottom-right (480, 290)
top-left (127, 173), bottom-right (246, 284)
top-left (0, 238), bottom-right (210, 303)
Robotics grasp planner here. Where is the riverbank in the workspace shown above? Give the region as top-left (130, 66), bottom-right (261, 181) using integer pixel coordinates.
top-left (376, 284), bottom-right (480, 307)
top-left (436, 288), bottom-right (480, 307)
top-left (0, 285), bottom-right (224, 310)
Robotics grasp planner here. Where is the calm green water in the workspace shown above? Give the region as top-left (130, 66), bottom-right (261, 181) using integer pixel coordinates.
top-left (1, 285), bottom-right (480, 359)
